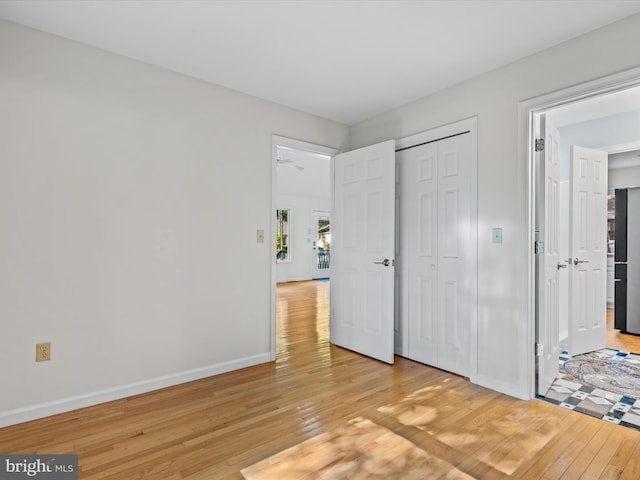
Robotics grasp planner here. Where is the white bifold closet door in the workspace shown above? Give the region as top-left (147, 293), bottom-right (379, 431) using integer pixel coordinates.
top-left (398, 133), bottom-right (473, 377)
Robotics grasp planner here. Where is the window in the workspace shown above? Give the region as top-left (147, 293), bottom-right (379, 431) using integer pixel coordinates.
top-left (276, 209), bottom-right (290, 262)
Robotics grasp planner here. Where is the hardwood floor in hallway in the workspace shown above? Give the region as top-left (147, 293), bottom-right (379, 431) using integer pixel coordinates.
top-left (2, 280), bottom-right (640, 479)
top-left (607, 308), bottom-right (640, 353)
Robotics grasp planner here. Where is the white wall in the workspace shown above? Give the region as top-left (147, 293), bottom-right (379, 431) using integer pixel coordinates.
top-left (0, 20), bottom-right (349, 425)
top-left (556, 110), bottom-right (640, 182)
top-left (350, 13), bottom-right (640, 399)
top-left (276, 195), bottom-right (330, 283)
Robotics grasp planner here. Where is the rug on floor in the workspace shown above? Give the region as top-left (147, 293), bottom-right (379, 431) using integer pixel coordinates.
top-left (562, 349), bottom-right (640, 397)
top-left (542, 348), bottom-right (640, 430)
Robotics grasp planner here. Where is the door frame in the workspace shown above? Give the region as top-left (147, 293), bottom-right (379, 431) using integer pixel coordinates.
top-left (518, 66), bottom-right (640, 398)
top-left (270, 135), bottom-right (340, 361)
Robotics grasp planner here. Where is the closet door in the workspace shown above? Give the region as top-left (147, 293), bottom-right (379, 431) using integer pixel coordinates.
top-left (436, 134), bottom-right (472, 377)
top-left (399, 132), bottom-right (472, 377)
top-left (399, 142), bottom-right (438, 367)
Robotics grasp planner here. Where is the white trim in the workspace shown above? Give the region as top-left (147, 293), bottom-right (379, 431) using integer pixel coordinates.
top-left (396, 116), bottom-right (479, 384)
top-left (0, 353), bottom-right (271, 428)
top-left (277, 275), bottom-right (314, 283)
top-left (518, 66), bottom-right (640, 400)
top-left (477, 374), bottom-right (529, 400)
top-left (602, 140), bottom-right (640, 155)
top-left (271, 135), bottom-right (340, 361)
top-left (396, 116), bottom-right (477, 151)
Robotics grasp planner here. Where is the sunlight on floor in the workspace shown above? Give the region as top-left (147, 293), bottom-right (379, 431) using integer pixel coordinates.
top-left (240, 417), bottom-right (475, 480)
top-left (377, 385), bottom-right (559, 476)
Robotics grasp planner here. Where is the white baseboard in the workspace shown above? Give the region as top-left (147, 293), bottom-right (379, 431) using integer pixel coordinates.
top-left (476, 374), bottom-right (531, 401)
top-left (276, 276), bottom-right (313, 283)
top-left (0, 353), bottom-right (271, 428)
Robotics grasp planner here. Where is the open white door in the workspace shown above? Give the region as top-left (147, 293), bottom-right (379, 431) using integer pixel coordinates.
top-left (568, 146), bottom-right (608, 356)
top-left (536, 114), bottom-right (561, 396)
top-left (331, 140), bottom-right (396, 364)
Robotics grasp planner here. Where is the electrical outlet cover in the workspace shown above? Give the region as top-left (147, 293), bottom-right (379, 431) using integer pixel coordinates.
top-left (36, 342), bottom-right (51, 362)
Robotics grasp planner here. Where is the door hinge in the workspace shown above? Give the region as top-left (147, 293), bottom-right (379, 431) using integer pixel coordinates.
top-left (534, 240), bottom-right (544, 254)
top-left (536, 343), bottom-right (544, 356)
top-left (535, 138), bottom-right (545, 152)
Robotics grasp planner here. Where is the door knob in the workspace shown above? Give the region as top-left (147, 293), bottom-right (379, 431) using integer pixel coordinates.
top-left (557, 262), bottom-right (567, 270)
top-left (374, 258), bottom-right (392, 267)
top-left (573, 257), bottom-right (590, 266)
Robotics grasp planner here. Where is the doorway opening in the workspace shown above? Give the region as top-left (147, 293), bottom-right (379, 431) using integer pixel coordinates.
top-left (521, 67), bottom-right (640, 398)
top-left (270, 136), bottom-right (339, 361)
top-left (312, 210), bottom-right (331, 279)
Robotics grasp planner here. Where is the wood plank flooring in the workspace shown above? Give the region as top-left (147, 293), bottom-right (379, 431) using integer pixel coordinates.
top-left (606, 308), bottom-right (640, 354)
top-left (1, 280), bottom-right (640, 479)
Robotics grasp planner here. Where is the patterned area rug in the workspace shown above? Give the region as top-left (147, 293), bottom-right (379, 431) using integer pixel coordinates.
top-left (542, 348), bottom-right (640, 431)
top-left (562, 349), bottom-right (640, 398)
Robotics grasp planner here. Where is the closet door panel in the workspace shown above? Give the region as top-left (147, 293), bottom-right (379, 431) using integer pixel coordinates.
top-left (401, 142), bottom-right (438, 366)
top-left (437, 135), bottom-right (472, 377)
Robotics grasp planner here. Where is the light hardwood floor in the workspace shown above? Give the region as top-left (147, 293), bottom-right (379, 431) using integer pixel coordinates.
top-left (2, 280), bottom-right (640, 479)
top-left (606, 308), bottom-right (640, 353)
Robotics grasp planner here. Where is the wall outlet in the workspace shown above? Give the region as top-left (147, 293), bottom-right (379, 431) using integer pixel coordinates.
top-left (36, 342), bottom-right (51, 362)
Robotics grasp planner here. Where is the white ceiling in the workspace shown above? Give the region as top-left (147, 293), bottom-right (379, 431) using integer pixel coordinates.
top-left (2, 0), bottom-right (640, 125)
top-left (277, 147), bottom-right (330, 199)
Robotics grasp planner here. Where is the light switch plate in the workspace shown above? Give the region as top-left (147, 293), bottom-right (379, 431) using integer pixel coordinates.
top-left (492, 227), bottom-right (503, 244)
top-left (256, 229), bottom-right (264, 243)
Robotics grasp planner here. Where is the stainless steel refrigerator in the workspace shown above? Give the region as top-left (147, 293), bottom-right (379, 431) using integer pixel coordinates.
top-left (615, 187), bottom-right (640, 334)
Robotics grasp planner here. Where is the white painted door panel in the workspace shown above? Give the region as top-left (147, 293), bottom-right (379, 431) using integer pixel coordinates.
top-left (568, 146), bottom-right (607, 356)
top-left (399, 133), bottom-right (472, 377)
top-left (536, 114), bottom-right (561, 397)
top-left (401, 141), bottom-right (438, 367)
top-left (436, 135), bottom-right (472, 376)
top-left (331, 140), bottom-right (396, 364)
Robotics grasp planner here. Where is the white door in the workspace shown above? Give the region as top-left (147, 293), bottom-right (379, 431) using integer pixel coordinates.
top-left (536, 114), bottom-right (561, 396)
top-left (568, 146), bottom-right (608, 356)
top-left (436, 134), bottom-right (473, 376)
top-left (399, 133), bottom-right (473, 376)
top-left (312, 210), bottom-right (331, 279)
top-left (331, 140), bottom-right (396, 364)
top-left (400, 140), bottom-right (438, 367)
